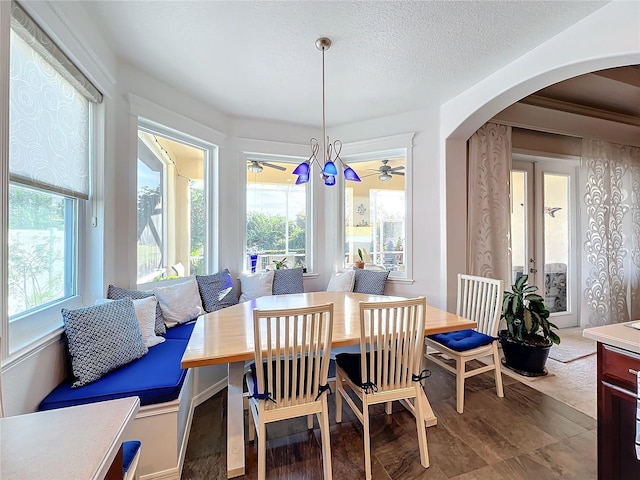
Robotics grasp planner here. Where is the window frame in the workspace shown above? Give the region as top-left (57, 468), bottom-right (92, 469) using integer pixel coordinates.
top-left (243, 151), bottom-right (313, 273)
top-left (4, 20), bottom-right (98, 356)
top-left (135, 117), bottom-right (218, 289)
top-left (338, 133), bottom-right (415, 282)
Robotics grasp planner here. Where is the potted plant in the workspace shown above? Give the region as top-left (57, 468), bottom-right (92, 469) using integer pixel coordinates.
top-left (355, 248), bottom-right (365, 269)
top-left (272, 258), bottom-right (288, 270)
top-left (500, 274), bottom-right (561, 376)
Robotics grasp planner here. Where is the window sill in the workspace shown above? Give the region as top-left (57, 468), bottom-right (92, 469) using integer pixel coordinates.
top-left (387, 277), bottom-right (415, 285)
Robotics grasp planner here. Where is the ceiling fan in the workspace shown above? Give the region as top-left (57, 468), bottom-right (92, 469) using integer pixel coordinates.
top-left (363, 159), bottom-right (405, 181)
top-left (247, 160), bottom-right (286, 173)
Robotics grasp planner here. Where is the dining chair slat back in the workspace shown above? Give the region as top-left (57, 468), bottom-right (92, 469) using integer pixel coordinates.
top-left (248, 303), bottom-right (334, 479)
top-left (335, 297), bottom-right (429, 480)
top-left (361, 299), bottom-right (425, 392)
top-left (458, 274), bottom-right (502, 336)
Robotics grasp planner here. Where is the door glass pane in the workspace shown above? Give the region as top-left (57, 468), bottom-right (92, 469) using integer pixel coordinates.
top-left (510, 170), bottom-right (526, 285)
top-left (543, 173), bottom-right (569, 313)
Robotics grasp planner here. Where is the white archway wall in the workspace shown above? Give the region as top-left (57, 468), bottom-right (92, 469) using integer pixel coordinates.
top-left (442, 0), bottom-right (640, 312)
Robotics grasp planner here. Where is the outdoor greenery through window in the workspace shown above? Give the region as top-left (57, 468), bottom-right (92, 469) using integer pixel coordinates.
top-left (246, 159), bottom-right (307, 272)
top-left (8, 186), bottom-right (75, 317)
top-left (137, 128), bottom-right (206, 284)
top-left (345, 157), bottom-right (406, 276)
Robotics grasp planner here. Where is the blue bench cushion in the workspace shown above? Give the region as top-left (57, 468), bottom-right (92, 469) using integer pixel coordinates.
top-left (163, 320), bottom-right (196, 340)
top-left (39, 339), bottom-right (188, 411)
top-left (122, 440), bottom-right (141, 475)
top-left (429, 329), bottom-right (495, 352)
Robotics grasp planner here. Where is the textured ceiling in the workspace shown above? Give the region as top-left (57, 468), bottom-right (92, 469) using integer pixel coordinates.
top-left (79, 0), bottom-right (608, 127)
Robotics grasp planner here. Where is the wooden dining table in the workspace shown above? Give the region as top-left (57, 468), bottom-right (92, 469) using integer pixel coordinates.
top-left (181, 291), bottom-right (477, 479)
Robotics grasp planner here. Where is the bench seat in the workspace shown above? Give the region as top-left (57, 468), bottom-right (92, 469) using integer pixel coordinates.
top-left (40, 322), bottom-right (197, 411)
top-left (39, 338), bottom-right (189, 410)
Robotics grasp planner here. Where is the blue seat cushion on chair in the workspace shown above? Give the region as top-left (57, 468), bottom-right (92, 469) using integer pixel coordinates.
top-left (39, 339), bottom-right (188, 411)
top-left (429, 329), bottom-right (495, 352)
top-left (122, 440), bottom-right (141, 475)
top-left (163, 320), bottom-right (196, 340)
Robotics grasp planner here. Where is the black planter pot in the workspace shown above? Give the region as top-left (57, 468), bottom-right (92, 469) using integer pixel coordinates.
top-left (498, 330), bottom-right (552, 377)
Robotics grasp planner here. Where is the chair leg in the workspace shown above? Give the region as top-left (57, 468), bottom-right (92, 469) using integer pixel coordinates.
top-left (456, 358), bottom-right (466, 414)
top-left (362, 397), bottom-right (372, 480)
top-left (493, 342), bottom-right (504, 398)
top-left (318, 398), bottom-right (333, 480)
top-left (335, 371), bottom-right (343, 423)
top-left (248, 405), bottom-right (256, 443)
top-left (413, 384), bottom-right (430, 469)
top-left (307, 414), bottom-right (314, 429)
top-left (385, 401), bottom-right (392, 415)
top-left (257, 420), bottom-right (267, 480)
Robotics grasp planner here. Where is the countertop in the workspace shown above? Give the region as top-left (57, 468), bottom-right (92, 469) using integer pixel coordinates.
top-left (1, 396), bottom-right (139, 480)
top-left (583, 321), bottom-right (640, 355)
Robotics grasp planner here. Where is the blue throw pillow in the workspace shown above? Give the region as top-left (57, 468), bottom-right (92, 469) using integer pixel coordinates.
top-left (272, 267), bottom-right (304, 295)
top-left (196, 269), bottom-right (239, 313)
top-left (62, 297), bottom-right (148, 387)
top-left (429, 329), bottom-right (495, 352)
top-left (353, 269), bottom-right (389, 295)
top-left (107, 284), bottom-right (166, 335)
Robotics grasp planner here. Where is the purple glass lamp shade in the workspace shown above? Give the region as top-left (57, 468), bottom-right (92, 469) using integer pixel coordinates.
top-left (322, 161), bottom-right (338, 176)
top-left (324, 175), bottom-right (336, 186)
top-left (295, 174), bottom-right (310, 184)
top-left (293, 162), bottom-right (310, 175)
top-left (343, 166), bottom-right (361, 182)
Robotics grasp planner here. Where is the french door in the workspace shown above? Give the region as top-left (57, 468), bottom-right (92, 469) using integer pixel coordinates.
top-left (511, 156), bottom-right (578, 328)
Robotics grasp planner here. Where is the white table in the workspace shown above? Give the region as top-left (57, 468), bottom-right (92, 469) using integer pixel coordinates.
top-left (1, 396), bottom-right (140, 480)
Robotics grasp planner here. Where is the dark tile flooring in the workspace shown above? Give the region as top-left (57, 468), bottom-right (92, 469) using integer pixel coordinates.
top-left (182, 361), bottom-right (596, 479)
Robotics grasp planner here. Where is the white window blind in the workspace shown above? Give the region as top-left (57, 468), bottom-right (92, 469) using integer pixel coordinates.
top-left (9, 1), bottom-right (102, 199)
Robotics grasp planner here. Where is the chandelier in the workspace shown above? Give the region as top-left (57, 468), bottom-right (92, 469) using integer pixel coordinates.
top-left (292, 38), bottom-right (360, 186)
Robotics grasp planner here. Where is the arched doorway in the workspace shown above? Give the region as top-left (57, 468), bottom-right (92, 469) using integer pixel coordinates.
top-left (441, 1), bottom-right (640, 311)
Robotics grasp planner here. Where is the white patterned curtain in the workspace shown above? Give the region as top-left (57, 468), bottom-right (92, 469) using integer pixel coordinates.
top-left (467, 122), bottom-right (512, 284)
top-left (581, 138), bottom-right (640, 326)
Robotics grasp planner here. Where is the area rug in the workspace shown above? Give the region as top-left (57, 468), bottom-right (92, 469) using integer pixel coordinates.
top-left (548, 329), bottom-right (597, 363)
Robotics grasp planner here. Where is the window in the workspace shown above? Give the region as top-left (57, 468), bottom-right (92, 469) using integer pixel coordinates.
top-left (8, 186), bottom-right (76, 317)
top-left (245, 157), bottom-right (309, 272)
top-left (136, 126), bottom-right (207, 284)
top-left (344, 155), bottom-right (408, 277)
top-left (7, 2), bottom-right (101, 353)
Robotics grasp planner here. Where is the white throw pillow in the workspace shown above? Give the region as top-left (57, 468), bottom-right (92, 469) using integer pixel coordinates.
top-left (132, 296), bottom-right (165, 347)
top-left (153, 278), bottom-right (204, 328)
top-left (326, 270), bottom-right (356, 292)
top-left (239, 271), bottom-right (275, 302)
top-left (94, 296), bottom-right (165, 348)
top-left (95, 295), bottom-right (165, 348)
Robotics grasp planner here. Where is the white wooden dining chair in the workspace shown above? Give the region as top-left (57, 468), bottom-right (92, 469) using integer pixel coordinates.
top-left (246, 303), bottom-right (334, 480)
top-left (335, 297), bottom-right (429, 480)
top-left (424, 274), bottom-right (504, 413)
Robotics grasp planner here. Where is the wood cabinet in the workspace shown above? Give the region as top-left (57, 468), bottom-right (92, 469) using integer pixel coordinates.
top-left (597, 342), bottom-right (640, 480)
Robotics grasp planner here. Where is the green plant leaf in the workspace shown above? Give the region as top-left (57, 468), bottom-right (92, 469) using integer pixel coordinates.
top-left (514, 274), bottom-right (528, 291)
top-left (523, 309), bottom-right (533, 332)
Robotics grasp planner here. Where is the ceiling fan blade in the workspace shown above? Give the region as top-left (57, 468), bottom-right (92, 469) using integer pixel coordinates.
top-left (262, 162), bottom-right (286, 171)
top-left (394, 171), bottom-right (404, 176)
top-left (389, 166), bottom-right (405, 172)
